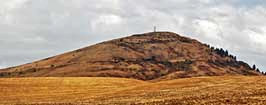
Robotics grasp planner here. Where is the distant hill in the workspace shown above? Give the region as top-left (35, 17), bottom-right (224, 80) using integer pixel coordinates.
top-left (0, 32), bottom-right (262, 80)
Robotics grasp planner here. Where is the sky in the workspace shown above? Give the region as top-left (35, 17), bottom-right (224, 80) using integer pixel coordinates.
top-left (0, 0), bottom-right (266, 71)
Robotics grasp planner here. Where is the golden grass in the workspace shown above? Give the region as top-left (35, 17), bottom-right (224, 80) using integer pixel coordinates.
top-left (0, 77), bottom-right (147, 104)
top-left (1, 76), bottom-right (266, 104)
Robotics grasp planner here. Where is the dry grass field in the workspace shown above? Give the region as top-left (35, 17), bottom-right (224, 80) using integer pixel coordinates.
top-left (1, 76), bottom-right (266, 105)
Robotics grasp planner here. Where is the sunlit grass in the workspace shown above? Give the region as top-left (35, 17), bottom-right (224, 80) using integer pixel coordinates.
top-left (1, 76), bottom-right (266, 104)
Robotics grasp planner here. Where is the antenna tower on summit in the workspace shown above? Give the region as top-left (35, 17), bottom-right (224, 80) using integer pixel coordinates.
top-left (154, 26), bottom-right (156, 32)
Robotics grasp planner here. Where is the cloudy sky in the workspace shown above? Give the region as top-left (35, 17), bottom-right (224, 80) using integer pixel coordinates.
top-left (0, 0), bottom-right (266, 71)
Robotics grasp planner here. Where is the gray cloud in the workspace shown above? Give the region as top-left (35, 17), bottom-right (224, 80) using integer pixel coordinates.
top-left (0, 0), bottom-right (266, 71)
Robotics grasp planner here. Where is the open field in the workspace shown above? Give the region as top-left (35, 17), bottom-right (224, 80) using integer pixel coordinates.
top-left (1, 76), bottom-right (266, 104)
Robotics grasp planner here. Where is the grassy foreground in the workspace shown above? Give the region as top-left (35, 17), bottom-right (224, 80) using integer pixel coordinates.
top-left (1, 76), bottom-right (266, 105)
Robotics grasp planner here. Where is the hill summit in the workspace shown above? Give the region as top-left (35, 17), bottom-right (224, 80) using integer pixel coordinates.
top-left (0, 32), bottom-right (262, 81)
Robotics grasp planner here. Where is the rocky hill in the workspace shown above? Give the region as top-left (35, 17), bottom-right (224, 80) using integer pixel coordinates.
top-left (0, 32), bottom-right (262, 81)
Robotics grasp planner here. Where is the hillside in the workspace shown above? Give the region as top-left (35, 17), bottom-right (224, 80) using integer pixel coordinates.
top-left (1, 76), bottom-right (266, 104)
top-left (0, 32), bottom-right (262, 80)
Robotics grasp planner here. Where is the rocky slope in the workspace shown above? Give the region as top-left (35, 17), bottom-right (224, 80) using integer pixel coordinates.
top-left (0, 32), bottom-right (262, 80)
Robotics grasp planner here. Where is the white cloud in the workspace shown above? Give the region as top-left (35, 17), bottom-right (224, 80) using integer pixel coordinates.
top-left (92, 14), bottom-right (122, 26)
top-left (193, 19), bottom-right (221, 40)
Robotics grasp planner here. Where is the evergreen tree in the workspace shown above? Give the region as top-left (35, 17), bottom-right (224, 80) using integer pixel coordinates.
top-left (256, 68), bottom-right (260, 72)
top-left (225, 50), bottom-right (229, 56)
top-left (252, 65), bottom-right (256, 70)
top-left (233, 56), bottom-right (237, 60)
top-left (211, 47), bottom-right (215, 51)
top-left (207, 44), bottom-right (210, 48)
